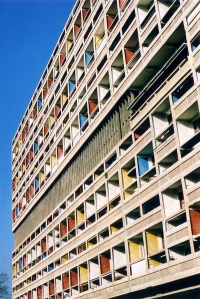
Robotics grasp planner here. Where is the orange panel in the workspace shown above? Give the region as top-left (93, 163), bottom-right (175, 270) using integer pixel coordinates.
top-left (12, 210), bottom-right (16, 220)
top-left (107, 15), bottom-right (114, 29)
top-left (100, 256), bottom-right (110, 274)
top-left (37, 287), bottom-right (42, 299)
top-left (124, 48), bottom-right (135, 64)
top-left (43, 89), bottom-right (47, 99)
top-left (26, 191), bottom-right (30, 201)
top-left (68, 218), bottom-right (75, 231)
top-left (19, 202), bottom-right (22, 211)
top-left (49, 281), bottom-right (55, 296)
top-left (25, 125), bottom-right (29, 133)
top-left (119, 0), bottom-right (125, 8)
top-left (30, 151), bottom-right (34, 160)
top-left (22, 133), bottom-right (25, 142)
top-left (190, 210), bottom-right (200, 235)
top-left (74, 25), bottom-right (80, 37)
top-left (82, 9), bottom-right (88, 20)
top-left (70, 270), bottom-right (78, 286)
top-left (60, 222), bottom-right (67, 237)
top-left (89, 102), bottom-right (98, 115)
top-left (62, 275), bottom-right (70, 290)
top-left (48, 79), bottom-right (53, 88)
top-left (60, 54), bottom-right (65, 65)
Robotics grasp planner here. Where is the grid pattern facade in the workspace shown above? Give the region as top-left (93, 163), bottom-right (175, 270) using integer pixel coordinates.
top-left (12, 0), bottom-right (200, 298)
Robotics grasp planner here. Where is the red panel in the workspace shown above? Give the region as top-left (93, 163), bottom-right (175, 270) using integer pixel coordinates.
top-left (124, 48), bottom-right (135, 64)
top-left (60, 222), bottom-right (67, 237)
top-left (26, 157), bottom-right (29, 166)
top-left (28, 292), bottom-right (32, 299)
top-left (134, 132), bottom-right (140, 140)
top-left (30, 150), bottom-right (34, 160)
top-left (68, 218), bottom-right (75, 231)
top-left (100, 256), bottom-right (110, 274)
top-left (57, 147), bottom-right (63, 159)
top-left (26, 191), bottom-right (30, 201)
top-left (43, 89), bottom-right (47, 99)
top-left (33, 109), bottom-right (37, 118)
top-left (41, 239), bottom-right (46, 252)
top-left (44, 125), bottom-right (49, 135)
top-left (74, 25), bottom-right (80, 37)
top-left (82, 9), bottom-right (88, 20)
top-left (89, 102), bottom-right (98, 115)
top-left (62, 275), bottom-right (70, 290)
top-left (49, 281), bottom-right (55, 295)
top-left (119, 0), bottom-right (125, 8)
top-left (70, 270), bottom-right (78, 286)
top-left (57, 294), bottom-right (62, 299)
top-left (107, 15), bottom-right (114, 29)
top-left (55, 105), bottom-right (61, 117)
top-left (30, 185), bottom-right (34, 196)
top-left (190, 210), bottom-right (200, 235)
top-left (12, 181), bottom-right (16, 190)
top-left (48, 79), bottom-right (53, 88)
top-left (19, 202), bottom-right (22, 211)
top-left (12, 210), bottom-right (16, 220)
top-left (23, 255), bottom-right (27, 267)
top-left (37, 287), bottom-right (42, 299)
top-left (25, 125), bottom-right (29, 133)
top-left (22, 133), bottom-right (25, 142)
top-left (60, 54), bottom-right (65, 66)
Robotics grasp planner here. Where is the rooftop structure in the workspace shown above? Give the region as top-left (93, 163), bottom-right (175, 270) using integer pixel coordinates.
top-left (12, 0), bottom-right (200, 298)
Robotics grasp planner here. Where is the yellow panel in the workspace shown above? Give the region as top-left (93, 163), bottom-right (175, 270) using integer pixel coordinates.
top-left (129, 241), bottom-right (140, 263)
top-left (148, 258), bottom-right (160, 268)
top-left (49, 115), bottom-right (55, 126)
top-left (77, 210), bottom-right (85, 225)
top-left (94, 36), bottom-right (102, 49)
top-left (61, 254), bottom-right (68, 264)
top-left (39, 172), bottom-right (44, 183)
top-left (146, 232), bottom-right (159, 255)
top-left (51, 155), bottom-right (57, 167)
top-left (67, 40), bottom-right (72, 51)
top-left (62, 94), bottom-right (68, 106)
top-left (111, 225), bottom-right (119, 233)
top-left (79, 266), bottom-right (88, 283)
top-left (122, 169), bottom-right (133, 189)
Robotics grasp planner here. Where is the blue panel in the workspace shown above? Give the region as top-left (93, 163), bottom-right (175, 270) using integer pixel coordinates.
top-left (19, 259), bottom-right (23, 270)
top-left (138, 157), bottom-right (149, 176)
top-left (80, 115), bottom-right (87, 127)
top-left (35, 179), bottom-right (39, 190)
top-left (34, 143), bottom-right (38, 153)
top-left (38, 100), bottom-right (42, 109)
top-left (85, 52), bottom-right (92, 65)
top-left (69, 82), bottom-right (75, 93)
top-left (48, 264), bottom-right (54, 271)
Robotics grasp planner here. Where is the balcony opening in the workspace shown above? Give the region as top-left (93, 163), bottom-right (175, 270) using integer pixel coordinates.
top-left (172, 75), bottom-right (194, 103)
top-left (137, 0), bottom-right (155, 30)
top-left (142, 195), bottom-right (160, 215)
top-left (142, 25), bottom-right (159, 53)
top-left (158, 0), bottom-right (180, 28)
top-left (152, 98), bottom-right (173, 148)
top-left (122, 158), bottom-right (137, 200)
top-left (158, 150), bottom-right (178, 174)
top-left (177, 102), bottom-right (200, 157)
top-left (169, 240), bottom-right (191, 261)
top-left (122, 10), bottom-right (135, 33)
top-left (137, 142), bottom-right (156, 186)
top-left (162, 180), bottom-right (185, 218)
top-left (134, 118), bottom-right (150, 141)
top-left (184, 167), bottom-right (200, 189)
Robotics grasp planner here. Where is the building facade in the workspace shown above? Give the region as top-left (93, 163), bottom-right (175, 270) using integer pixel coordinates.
top-left (12, 0), bottom-right (200, 298)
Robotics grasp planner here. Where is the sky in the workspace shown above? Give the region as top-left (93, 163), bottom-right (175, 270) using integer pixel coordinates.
top-left (0, 0), bottom-right (75, 290)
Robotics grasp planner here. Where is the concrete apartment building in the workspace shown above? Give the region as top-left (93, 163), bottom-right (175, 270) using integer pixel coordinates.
top-left (11, 0), bottom-right (200, 298)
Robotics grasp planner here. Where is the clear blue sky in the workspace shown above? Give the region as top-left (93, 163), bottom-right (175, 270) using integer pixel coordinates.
top-left (0, 0), bottom-right (75, 290)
